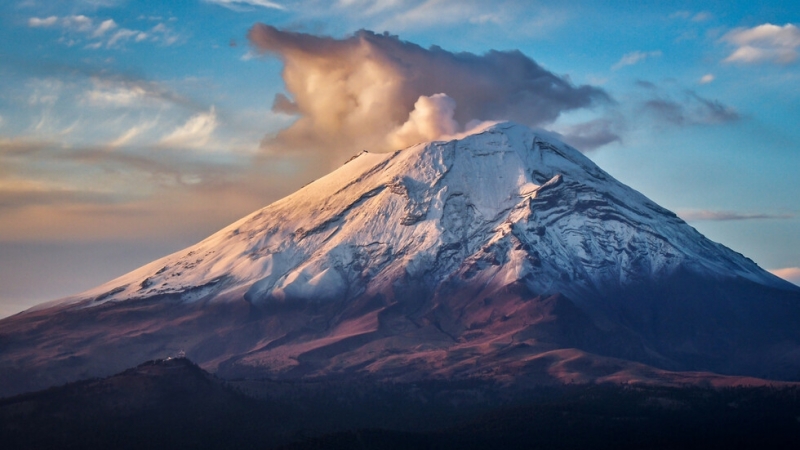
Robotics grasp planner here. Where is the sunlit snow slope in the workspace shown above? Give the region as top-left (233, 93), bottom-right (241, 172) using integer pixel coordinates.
top-left (59, 122), bottom-right (791, 308)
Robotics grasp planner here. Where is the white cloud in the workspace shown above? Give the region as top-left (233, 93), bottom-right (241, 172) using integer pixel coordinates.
top-left (105, 28), bottom-right (150, 47)
top-left (85, 85), bottom-right (147, 106)
top-left (29, 15), bottom-right (93, 32)
top-left (80, 76), bottom-right (198, 112)
top-left (770, 267), bottom-right (800, 286)
top-left (159, 107), bottom-right (219, 149)
top-left (107, 28), bottom-right (139, 46)
top-left (83, 81), bottom-right (149, 107)
top-left (27, 14), bottom-right (177, 48)
top-left (108, 121), bottom-right (156, 148)
top-left (149, 23), bottom-right (180, 46)
top-left (61, 15), bottom-right (94, 32)
top-left (699, 74), bottom-right (715, 84)
top-left (92, 19), bottom-right (117, 37)
top-left (722, 23), bottom-right (800, 65)
top-left (204, 0), bottom-right (285, 10)
top-left (612, 50), bottom-right (662, 70)
top-left (28, 16), bottom-right (58, 27)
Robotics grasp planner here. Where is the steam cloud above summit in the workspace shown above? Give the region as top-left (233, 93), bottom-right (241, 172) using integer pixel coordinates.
top-left (247, 24), bottom-right (610, 164)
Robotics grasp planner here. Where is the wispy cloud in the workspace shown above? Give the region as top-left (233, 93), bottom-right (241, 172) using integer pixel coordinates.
top-left (0, 137), bottom-right (50, 158)
top-left (722, 23), bottom-right (800, 65)
top-left (81, 75), bottom-right (201, 111)
top-left (699, 73), bottom-right (715, 84)
top-left (678, 209), bottom-right (794, 222)
top-left (92, 18), bottom-right (116, 37)
top-left (556, 117), bottom-right (623, 152)
top-left (379, 0), bottom-right (506, 29)
top-left (27, 14), bottom-right (178, 48)
top-left (0, 133), bottom-right (300, 245)
top-left (83, 80), bottom-right (152, 106)
top-left (612, 50), bottom-right (662, 70)
top-left (107, 121), bottom-right (157, 148)
top-left (158, 107), bottom-right (219, 150)
top-left (0, 178), bottom-right (113, 210)
top-left (669, 10), bottom-right (712, 22)
top-left (373, 0), bottom-right (566, 36)
top-left (27, 78), bottom-right (63, 106)
top-left (204, 0), bottom-right (285, 10)
top-left (28, 16), bottom-right (59, 27)
top-left (641, 90), bottom-right (740, 126)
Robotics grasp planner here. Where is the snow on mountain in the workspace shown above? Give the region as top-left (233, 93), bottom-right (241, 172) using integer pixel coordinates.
top-left (4, 121), bottom-right (800, 398)
top-left (59, 121), bottom-right (792, 310)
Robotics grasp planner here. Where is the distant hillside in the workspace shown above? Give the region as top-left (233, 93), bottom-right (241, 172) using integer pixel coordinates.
top-left (2, 357), bottom-right (800, 449)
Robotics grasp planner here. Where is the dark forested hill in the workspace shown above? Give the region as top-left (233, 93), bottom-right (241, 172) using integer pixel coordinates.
top-left (2, 357), bottom-right (800, 450)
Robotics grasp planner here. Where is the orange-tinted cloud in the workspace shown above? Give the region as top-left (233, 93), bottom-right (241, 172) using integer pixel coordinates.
top-left (771, 267), bottom-right (800, 286)
top-left (247, 25), bottom-right (610, 165)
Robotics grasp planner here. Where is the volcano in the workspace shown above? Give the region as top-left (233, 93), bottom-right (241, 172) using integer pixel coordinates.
top-left (2, 122), bottom-right (799, 397)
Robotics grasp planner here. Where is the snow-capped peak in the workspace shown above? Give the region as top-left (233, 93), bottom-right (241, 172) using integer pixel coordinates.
top-left (59, 121), bottom-right (794, 310)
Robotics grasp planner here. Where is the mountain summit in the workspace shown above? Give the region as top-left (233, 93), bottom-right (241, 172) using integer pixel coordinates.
top-left (2, 122), bottom-right (799, 397)
top-left (61, 122), bottom-right (792, 304)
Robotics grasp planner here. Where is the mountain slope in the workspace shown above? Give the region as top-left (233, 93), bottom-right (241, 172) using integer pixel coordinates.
top-left (1, 122), bottom-right (799, 397)
top-left (49, 122), bottom-right (792, 305)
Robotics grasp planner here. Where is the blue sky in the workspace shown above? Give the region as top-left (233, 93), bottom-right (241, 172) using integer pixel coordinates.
top-left (1, 0), bottom-right (799, 317)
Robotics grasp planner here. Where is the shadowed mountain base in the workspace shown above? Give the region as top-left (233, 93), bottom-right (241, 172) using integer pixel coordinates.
top-left (1, 358), bottom-right (799, 450)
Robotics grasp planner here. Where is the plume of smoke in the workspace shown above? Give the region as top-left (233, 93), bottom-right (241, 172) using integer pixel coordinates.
top-left (388, 93), bottom-right (459, 149)
top-left (247, 25), bottom-right (609, 165)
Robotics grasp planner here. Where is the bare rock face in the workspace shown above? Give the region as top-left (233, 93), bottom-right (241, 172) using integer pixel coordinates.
top-left (2, 122), bottom-right (799, 397)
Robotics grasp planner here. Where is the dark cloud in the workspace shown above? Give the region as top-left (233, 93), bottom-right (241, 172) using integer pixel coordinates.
top-left (0, 139), bottom-right (50, 158)
top-left (688, 92), bottom-right (741, 123)
top-left (643, 99), bottom-right (686, 125)
top-left (558, 118), bottom-right (623, 152)
top-left (247, 24), bottom-right (611, 164)
top-left (635, 80), bottom-right (657, 89)
top-left (0, 188), bottom-right (114, 210)
top-left (642, 90), bottom-right (740, 126)
top-left (678, 210), bottom-right (794, 221)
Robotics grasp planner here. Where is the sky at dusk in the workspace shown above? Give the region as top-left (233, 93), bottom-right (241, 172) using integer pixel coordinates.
top-left (1, 0), bottom-right (799, 318)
